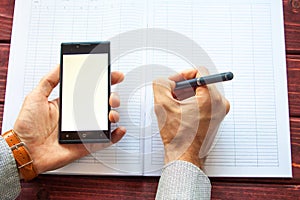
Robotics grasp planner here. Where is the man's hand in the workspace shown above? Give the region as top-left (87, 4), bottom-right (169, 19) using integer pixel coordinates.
top-left (153, 68), bottom-right (230, 169)
top-left (13, 65), bottom-right (126, 175)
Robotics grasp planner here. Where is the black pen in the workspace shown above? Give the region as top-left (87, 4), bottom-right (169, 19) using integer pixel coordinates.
top-left (175, 72), bottom-right (234, 90)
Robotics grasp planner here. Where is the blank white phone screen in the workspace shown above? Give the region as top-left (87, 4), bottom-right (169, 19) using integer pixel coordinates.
top-left (61, 53), bottom-right (108, 131)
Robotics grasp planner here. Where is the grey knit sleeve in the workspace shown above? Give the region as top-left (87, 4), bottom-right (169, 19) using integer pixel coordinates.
top-left (155, 160), bottom-right (211, 200)
top-left (0, 136), bottom-right (21, 200)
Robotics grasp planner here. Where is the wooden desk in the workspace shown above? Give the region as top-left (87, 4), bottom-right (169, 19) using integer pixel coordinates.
top-left (1, 0), bottom-right (300, 199)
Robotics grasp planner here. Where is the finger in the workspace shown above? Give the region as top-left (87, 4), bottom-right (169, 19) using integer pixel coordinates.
top-left (50, 97), bottom-right (60, 107)
top-left (195, 67), bottom-right (231, 117)
top-left (111, 71), bottom-right (124, 85)
top-left (224, 98), bottom-right (230, 114)
top-left (195, 67), bottom-right (211, 96)
top-left (195, 66), bottom-right (210, 78)
top-left (109, 110), bottom-right (119, 123)
top-left (69, 126), bottom-right (126, 156)
top-left (152, 78), bottom-right (176, 104)
top-left (169, 68), bottom-right (198, 82)
top-left (109, 92), bottom-right (120, 108)
top-left (36, 65), bottom-right (60, 97)
top-left (173, 87), bottom-right (196, 100)
top-left (170, 69), bottom-right (202, 100)
top-left (69, 126), bottom-right (126, 158)
top-left (169, 68), bottom-right (205, 100)
top-left (111, 126), bottom-right (126, 144)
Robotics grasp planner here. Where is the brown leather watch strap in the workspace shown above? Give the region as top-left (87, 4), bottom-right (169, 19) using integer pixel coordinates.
top-left (2, 130), bottom-right (37, 181)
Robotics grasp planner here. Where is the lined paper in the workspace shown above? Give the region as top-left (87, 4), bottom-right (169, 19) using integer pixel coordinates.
top-left (2, 0), bottom-right (291, 177)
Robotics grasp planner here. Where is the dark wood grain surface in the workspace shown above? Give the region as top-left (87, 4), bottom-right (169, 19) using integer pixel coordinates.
top-left (1, 0), bottom-right (300, 199)
top-left (0, 0), bottom-right (13, 42)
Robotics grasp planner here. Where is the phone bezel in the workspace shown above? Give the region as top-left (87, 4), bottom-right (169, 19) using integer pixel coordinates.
top-left (59, 42), bottom-right (111, 144)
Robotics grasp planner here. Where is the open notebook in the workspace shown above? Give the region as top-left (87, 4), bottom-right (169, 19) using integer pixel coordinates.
top-left (2, 0), bottom-right (291, 177)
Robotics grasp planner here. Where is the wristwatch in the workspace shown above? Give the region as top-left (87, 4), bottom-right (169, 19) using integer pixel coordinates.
top-left (2, 130), bottom-right (37, 181)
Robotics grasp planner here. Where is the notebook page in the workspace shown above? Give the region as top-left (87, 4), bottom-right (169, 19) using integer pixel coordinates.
top-left (143, 0), bottom-right (292, 177)
top-left (142, 0), bottom-right (202, 174)
top-left (3, 0), bottom-right (149, 175)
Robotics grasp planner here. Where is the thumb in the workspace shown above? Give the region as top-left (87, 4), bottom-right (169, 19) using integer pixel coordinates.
top-left (111, 126), bottom-right (127, 144)
top-left (36, 65), bottom-right (60, 97)
top-left (152, 78), bottom-right (176, 105)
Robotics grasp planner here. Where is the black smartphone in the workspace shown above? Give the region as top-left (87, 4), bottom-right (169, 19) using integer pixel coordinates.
top-left (59, 42), bottom-right (110, 143)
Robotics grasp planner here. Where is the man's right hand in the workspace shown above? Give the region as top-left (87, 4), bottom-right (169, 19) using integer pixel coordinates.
top-left (152, 67), bottom-right (230, 169)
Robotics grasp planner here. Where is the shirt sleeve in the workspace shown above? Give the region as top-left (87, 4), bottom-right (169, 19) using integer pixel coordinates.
top-left (0, 136), bottom-right (21, 200)
top-left (155, 160), bottom-right (211, 200)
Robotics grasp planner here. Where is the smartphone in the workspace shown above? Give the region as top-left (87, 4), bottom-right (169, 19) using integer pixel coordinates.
top-left (59, 42), bottom-right (110, 143)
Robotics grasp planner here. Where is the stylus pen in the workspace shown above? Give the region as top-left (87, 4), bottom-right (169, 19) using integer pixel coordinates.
top-left (175, 72), bottom-right (234, 90)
